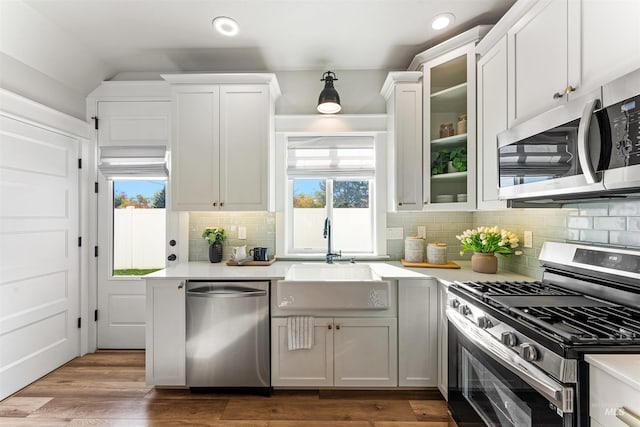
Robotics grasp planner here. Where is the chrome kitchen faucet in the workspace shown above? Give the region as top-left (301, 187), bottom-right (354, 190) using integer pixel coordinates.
top-left (323, 217), bottom-right (342, 264)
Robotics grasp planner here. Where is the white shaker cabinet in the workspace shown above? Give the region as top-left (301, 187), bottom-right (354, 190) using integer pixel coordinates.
top-left (145, 279), bottom-right (185, 386)
top-left (507, 0), bottom-right (640, 127)
top-left (271, 317), bottom-right (397, 388)
top-left (436, 280), bottom-right (448, 399)
top-left (164, 74), bottom-right (279, 211)
top-left (381, 72), bottom-right (423, 211)
top-left (398, 278), bottom-right (437, 387)
top-left (507, 0), bottom-right (575, 127)
top-left (477, 36), bottom-right (508, 210)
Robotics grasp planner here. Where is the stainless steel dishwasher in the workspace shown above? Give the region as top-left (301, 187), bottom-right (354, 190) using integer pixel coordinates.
top-left (186, 280), bottom-right (270, 391)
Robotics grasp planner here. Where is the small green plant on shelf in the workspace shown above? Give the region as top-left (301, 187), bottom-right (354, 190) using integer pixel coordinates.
top-left (449, 147), bottom-right (467, 172)
top-left (431, 149), bottom-right (450, 175)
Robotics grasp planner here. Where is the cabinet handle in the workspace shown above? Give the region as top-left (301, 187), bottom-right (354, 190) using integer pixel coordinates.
top-left (220, 202), bottom-right (225, 207)
top-left (565, 84), bottom-right (577, 94)
top-left (178, 281), bottom-right (184, 290)
top-left (616, 407), bottom-right (640, 427)
top-left (213, 202), bottom-right (218, 207)
top-left (336, 324), bottom-right (341, 330)
top-left (553, 91), bottom-right (565, 99)
top-left (328, 324), bottom-right (332, 330)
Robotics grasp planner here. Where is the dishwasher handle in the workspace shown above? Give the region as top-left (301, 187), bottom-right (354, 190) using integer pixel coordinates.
top-left (187, 285), bottom-right (267, 298)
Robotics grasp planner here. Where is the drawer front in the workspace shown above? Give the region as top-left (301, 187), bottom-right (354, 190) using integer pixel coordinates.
top-left (590, 366), bottom-right (640, 427)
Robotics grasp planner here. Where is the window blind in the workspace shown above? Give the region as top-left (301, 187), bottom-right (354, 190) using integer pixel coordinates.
top-left (286, 136), bottom-right (375, 178)
top-left (98, 145), bottom-right (168, 178)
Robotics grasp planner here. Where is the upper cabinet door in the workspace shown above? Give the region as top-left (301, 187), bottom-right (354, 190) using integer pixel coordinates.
top-left (219, 85), bottom-right (270, 211)
top-left (477, 36), bottom-right (508, 210)
top-left (579, 0), bottom-right (640, 95)
top-left (97, 101), bottom-right (171, 147)
top-left (507, 0), bottom-right (571, 127)
top-left (171, 86), bottom-right (220, 211)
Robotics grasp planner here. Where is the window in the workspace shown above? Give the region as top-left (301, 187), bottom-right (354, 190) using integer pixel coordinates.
top-left (283, 135), bottom-right (382, 256)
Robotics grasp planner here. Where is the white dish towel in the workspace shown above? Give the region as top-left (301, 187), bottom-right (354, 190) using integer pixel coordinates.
top-left (287, 316), bottom-right (315, 350)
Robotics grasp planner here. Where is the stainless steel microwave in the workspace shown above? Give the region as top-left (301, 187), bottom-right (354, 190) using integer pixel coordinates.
top-left (497, 68), bottom-right (640, 203)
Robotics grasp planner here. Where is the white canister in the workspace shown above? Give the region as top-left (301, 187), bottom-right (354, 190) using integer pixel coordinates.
top-left (404, 237), bottom-right (425, 262)
top-left (427, 242), bottom-right (447, 265)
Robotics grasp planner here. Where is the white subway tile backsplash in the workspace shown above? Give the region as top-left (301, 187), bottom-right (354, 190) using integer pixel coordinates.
top-left (580, 229), bottom-right (609, 244)
top-left (610, 231), bottom-right (640, 246)
top-left (593, 216), bottom-right (626, 231)
top-left (628, 217), bottom-right (640, 232)
top-left (578, 202), bottom-right (609, 216)
top-left (609, 200), bottom-right (640, 216)
top-left (566, 216), bottom-right (593, 229)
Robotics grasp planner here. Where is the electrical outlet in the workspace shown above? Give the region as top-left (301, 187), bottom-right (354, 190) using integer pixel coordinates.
top-left (524, 230), bottom-right (533, 248)
top-left (238, 226), bottom-right (247, 240)
top-left (386, 227), bottom-right (404, 240)
top-left (417, 226), bottom-right (426, 239)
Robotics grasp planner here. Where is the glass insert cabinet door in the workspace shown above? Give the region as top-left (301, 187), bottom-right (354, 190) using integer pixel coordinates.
top-left (423, 42), bottom-right (476, 210)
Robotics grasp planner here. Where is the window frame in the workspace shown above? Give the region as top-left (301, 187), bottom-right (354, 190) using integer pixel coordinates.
top-left (276, 131), bottom-right (387, 259)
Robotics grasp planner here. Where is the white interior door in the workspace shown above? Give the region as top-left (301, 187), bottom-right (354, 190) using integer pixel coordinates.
top-left (96, 101), bottom-right (169, 349)
top-left (0, 115), bottom-right (80, 400)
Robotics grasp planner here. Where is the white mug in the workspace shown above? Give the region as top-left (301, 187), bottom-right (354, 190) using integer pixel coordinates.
top-left (231, 245), bottom-right (247, 260)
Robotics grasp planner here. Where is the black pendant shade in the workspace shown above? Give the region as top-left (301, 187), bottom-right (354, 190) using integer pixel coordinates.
top-left (317, 71), bottom-right (341, 114)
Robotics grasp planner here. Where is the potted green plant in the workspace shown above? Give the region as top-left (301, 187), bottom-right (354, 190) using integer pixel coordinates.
top-left (456, 226), bottom-right (522, 273)
top-left (448, 147), bottom-right (467, 173)
top-left (202, 227), bottom-right (227, 263)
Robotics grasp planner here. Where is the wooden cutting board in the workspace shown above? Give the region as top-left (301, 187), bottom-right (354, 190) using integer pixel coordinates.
top-left (401, 259), bottom-right (461, 269)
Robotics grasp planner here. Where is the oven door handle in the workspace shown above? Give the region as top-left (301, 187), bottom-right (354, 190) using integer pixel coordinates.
top-left (448, 311), bottom-right (573, 414)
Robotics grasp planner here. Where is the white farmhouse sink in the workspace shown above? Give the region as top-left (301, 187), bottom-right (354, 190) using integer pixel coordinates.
top-left (277, 263), bottom-right (390, 310)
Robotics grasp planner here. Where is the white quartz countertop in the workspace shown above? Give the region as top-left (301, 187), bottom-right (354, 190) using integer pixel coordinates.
top-left (144, 260), bottom-right (536, 283)
top-left (387, 260), bottom-right (537, 284)
top-left (585, 354), bottom-right (640, 392)
top-left (144, 260), bottom-right (427, 281)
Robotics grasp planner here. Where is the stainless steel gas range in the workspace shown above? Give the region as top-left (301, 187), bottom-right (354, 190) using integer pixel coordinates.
top-left (446, 242), bottom-right (640, 427)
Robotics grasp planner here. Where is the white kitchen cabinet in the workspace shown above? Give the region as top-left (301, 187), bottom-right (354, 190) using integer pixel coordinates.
top-left (507, 0), bottom-right (640, 127)
top-left (271, 317), bottom-right (334, 387)
top-left (422, 42), bottom-right (477, 210)
top-left (507, 0), bottom-right (573, 127)
top-left (334, 317), bottom-right (397, 387)
top-left (477, 36), bottom-right (508, 210)
top-left (587, 355), bottom-right (640, 427)
top-left (271, 317), bottom-right (397, 388)
top-left (398, 278), bottom-right (437, 387)
top-left (381, 72), bottom-right (423, 211)
top-left (145, 279), bottom-right (185, 386)
top-left (165, 74), bottom-right (279, 211)
top-left (436, 280), bottom-right (448, 399)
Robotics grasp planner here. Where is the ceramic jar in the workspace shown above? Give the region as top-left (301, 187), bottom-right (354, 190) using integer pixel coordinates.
top-left (427, 242), bottom-right (447, 265)
top-left (439, 122), bottom-right (454, 138)
top-left (456, 114), bottom-right (467, 135)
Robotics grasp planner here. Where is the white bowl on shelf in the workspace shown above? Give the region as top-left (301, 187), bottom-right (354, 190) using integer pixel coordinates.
top-left (456, 193), bottom-right (468, 202)
top-left (434, 194), bottom-right (455, 203)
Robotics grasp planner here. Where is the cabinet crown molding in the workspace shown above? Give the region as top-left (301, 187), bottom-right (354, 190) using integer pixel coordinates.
top-left (160, 73), bottom-right (281, 98)
top-left (380, 72), bottom-right (423, 100)
top-left (408, 25), bottom-right (492, 71)
top-left (475, 0), bottom-right (539, 56)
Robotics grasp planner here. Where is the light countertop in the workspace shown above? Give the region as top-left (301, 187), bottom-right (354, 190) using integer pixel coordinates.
top-left (585, 354), bottom-right (640, 392)
top-left (145, 260), bottom-right (536, 283)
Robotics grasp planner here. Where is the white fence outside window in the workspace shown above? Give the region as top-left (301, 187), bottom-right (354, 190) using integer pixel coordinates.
top-left (113, 207), bottom-right (165, 269)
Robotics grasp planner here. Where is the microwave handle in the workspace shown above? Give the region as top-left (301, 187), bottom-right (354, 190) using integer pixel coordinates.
top-left (577, 98), bottom-right (601, 184)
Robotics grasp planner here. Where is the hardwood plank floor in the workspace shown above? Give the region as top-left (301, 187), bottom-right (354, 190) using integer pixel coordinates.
top-left (0, 351), bottom-right (455, 426)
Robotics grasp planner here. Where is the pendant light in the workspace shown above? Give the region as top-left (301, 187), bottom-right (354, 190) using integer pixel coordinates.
top-left (317, 71), bottom-right (341, 114)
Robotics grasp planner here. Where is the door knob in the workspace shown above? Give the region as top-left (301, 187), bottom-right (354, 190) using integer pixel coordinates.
top-left (167, 254), bottom-right (177, 261)
top-left (169, 240), bottom-right (176, 246)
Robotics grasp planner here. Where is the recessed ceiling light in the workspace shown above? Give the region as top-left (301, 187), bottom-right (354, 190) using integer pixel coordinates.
top-left (431, 13), bottom-right (455, 30)
top-left (212, 16), bottom-right (239, 37)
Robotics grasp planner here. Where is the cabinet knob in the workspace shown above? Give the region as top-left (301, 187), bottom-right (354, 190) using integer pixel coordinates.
top-left (220, 202), bottom-right (225, 207)
top-left (565, 84), bottom-right (577, 94)
top-left (167, 254), bottom-right (176, 261)
top-left (336, 324), bottom-right (341, 330)
top-left (398, 202), bottom-right (403, 206)
top-left (213, 202), bottom-right (218, 207)
top-left (328, 324), bottom-right (332, 330)
top-left (553, 91), bottom-right (565, 99)
top-left (178, 281), bottom-right (184, 289)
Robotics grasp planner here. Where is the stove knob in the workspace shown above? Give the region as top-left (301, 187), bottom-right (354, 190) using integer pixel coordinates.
top-left (458, 305), bottom-right (471, 316)
top-left (519, 343), bottom-right (538, 361)
top-left (501, 332), bottom-right (518, 347)
top-left (477, 316), bottom-right (492, 329)
top-left (450, 299), bottom-right (460, 309)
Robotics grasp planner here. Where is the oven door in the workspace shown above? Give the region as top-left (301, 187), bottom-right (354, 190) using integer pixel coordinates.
top-left (447, 315), bottom-right (575, 427)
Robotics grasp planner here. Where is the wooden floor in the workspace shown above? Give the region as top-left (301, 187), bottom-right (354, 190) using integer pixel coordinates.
top-left (0, 351), bottom-right (454, 426)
